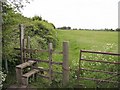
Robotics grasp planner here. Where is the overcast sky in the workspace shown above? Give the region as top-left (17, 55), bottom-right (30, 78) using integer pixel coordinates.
top-left (21, 0), bottom-right (120, 29)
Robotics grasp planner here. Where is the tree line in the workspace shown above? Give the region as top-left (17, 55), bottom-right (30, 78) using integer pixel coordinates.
top-left (57, 26), bottom-right (120, 31)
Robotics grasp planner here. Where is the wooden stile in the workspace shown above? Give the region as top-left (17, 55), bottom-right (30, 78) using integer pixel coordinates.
top-left (16, 24), bottom-right (70, 86)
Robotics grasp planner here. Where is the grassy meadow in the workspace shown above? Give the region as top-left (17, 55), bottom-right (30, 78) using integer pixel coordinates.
top-left (52, 30), bottom-right (118, 88)
top-left (55, 30), bottom-right (118, 66)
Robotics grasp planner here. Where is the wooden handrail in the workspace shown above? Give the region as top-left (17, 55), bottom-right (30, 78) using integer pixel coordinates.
top-left (25, 58), bottom-right (63, 65)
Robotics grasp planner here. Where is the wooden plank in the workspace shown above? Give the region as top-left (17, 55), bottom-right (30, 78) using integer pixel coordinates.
top-left (22, 69), bottom-right (39, 86)
top-left (14, 48), bottom-right (63, 54)
top-left (24, 48), bottom-right (48, 53)
top-left (22, 76), bottom-right (28, 85)
top-left (22, 69), bottom-right (39, 78)
top-left (80, 68), bottom-right (118, 74)
top-left (81, 58), bottom-right (120, 65)
top-left (16, 61), bottom-right (36, 69)
top-left (14, 48), bottom-right (48, 53)
top-left (25, 58), bottom-right (49, 63)
top-left (25, 58), bottom-right (63, 65)
top-left (62, 41), bottom-right (69, 86)
top-left (78, 50), bottom-right (82, 81)
top-left (81, 50), bottom-right (120, 56)
top-left (79, 77), bottom-right (119, 83)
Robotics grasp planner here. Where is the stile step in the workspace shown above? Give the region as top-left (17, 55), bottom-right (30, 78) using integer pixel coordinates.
top-left (22, 69), bottom-right (39, 78)
top-left (22, 69), bottom-right (39, 85)
top-left (16, 61), bottom-right (36, 69)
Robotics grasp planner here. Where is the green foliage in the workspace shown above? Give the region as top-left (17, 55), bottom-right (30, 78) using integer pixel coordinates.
top-left (2, 2), bottom-right (58, 69)
top-left (24, 20), bottom-right (58, 49)
top-left (2, 2), bottom-right (58, 89)
top-left (32, 15), bottom-right (42, 21)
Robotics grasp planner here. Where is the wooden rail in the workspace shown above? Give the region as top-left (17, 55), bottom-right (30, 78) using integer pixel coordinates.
top-left (24, 58), bottom-right (63, 65)
top-left (80, 68), bottom-right (118, 75)
top-left (81, 58), bottom-right (120, 65)
top-left (79, 77), bottom-right (119, 83)
top-left (15, 24), bottom-right (69, 86)
top-left (14, 48), bottom-right (63, 54)
top-left (78, 50), bottom-right (120, 87)
top-left (81, 50), bottom-right (120, 56)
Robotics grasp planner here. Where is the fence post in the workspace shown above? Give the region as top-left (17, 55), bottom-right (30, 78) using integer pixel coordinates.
top-left (27, 36), bottom-right (31, 58)
top-left (16, 67), bottom-right (22, 85)
top-left (62, 41), bottom-right (69, 86)
top-left (48, 43), bottom-right (53, 83)
top-left (23, 38), bottom-right (27, 62)
top-left (19, 24), bottom-right (24, 63)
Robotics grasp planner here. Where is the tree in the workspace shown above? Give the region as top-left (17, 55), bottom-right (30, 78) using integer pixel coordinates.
top-left (32, 15), bottom-right (42, 21)
top-left (7, 0), bottom-right (32, 11)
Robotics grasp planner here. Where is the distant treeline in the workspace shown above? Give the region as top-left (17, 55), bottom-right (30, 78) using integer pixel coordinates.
top-left (57, 26), bottom-right (120, 31)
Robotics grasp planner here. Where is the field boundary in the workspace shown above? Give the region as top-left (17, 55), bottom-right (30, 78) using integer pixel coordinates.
top-left (77, 50), bottom-right (120, 87)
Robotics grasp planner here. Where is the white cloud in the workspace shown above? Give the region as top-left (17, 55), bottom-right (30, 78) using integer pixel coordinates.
top-left (21, 0), bottom-right (120, 29)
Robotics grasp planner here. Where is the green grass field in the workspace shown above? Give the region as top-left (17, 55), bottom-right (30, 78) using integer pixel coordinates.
top-left (56, 30), bottom-right (118, 66)
top-left (53, 30), bottom-right (118, 88)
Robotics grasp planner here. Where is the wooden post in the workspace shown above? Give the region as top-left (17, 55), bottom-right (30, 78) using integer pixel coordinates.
top-left (5, 59), bottom-right (8, 73)
top-left (62, 41), bottom-right (69, 86)
top-left (23, 38), bottom-right (27, 62)
top-left (0, 1), bottom-right (2, 71)
top-left (48, 43), bottom-right (53, 82)
top-left (118, 1), bottom-right (120, 86)
top-left (118, 1), bottom-right (120, 29)
top-left (19, 24), bottom-right (24, 63)
top-left (16, 68), bottom-right (22, 85)
top-left (27, 36), bottom-right (31, 58)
